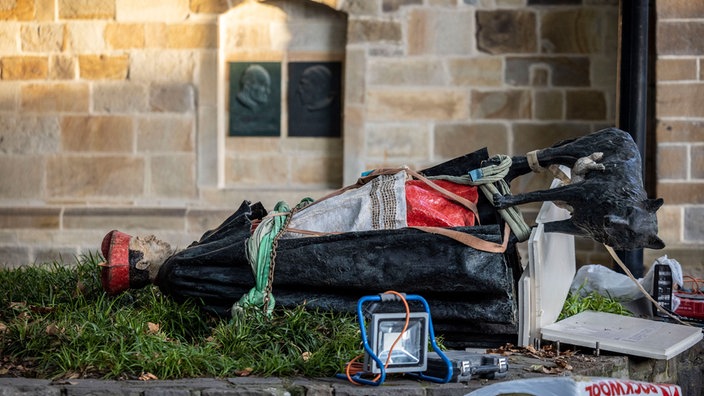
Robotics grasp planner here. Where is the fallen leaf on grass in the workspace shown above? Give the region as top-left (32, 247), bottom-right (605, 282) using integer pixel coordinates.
top-left (235, 367), bottom-right (253, 377)
top-left (0, 322), bottom-right (7, 333)
top-left (139, 372), bottom-right (158, 381)
top-left (147, 322), bottom-right (160, 334)
top-left (46, 324), bottom-right (64, 336)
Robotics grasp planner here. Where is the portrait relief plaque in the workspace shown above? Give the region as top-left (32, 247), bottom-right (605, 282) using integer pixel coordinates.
top-left (287, 62), bottom-right (342, 138)
top-left (228, 62), bottom-right (281, 137)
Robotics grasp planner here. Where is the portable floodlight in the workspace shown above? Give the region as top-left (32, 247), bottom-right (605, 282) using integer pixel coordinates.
top-left (337, 292), bottom-right (452, 386)
top-left (364, 311), bottom-right (429, 374)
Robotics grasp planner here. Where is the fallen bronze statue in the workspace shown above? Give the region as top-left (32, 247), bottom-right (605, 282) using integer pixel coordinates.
top-left (100, 127), bottom-right (665, 347)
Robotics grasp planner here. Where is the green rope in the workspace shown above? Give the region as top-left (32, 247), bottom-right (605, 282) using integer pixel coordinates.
top-left (429, 155), bottom-right (532, 242)
top-left (232, 198), bottom-right (313, 317)
top-left (233, 201), bottom-right (291, 316)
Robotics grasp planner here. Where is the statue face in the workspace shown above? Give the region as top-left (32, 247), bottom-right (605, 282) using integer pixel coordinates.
top-left (240, 65), bottom-right (272, 106)
top-left (297, 65), bottom-right (332, 111)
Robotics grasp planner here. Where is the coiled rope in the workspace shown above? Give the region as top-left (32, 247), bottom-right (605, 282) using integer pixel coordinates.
top-left (429, 155), bottom-right (532, 242)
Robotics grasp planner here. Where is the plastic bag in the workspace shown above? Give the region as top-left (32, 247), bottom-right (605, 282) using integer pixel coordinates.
top-left (406, 179), bottom-right (478, 227)
top-left (569, 255), bottom-right (683, 310)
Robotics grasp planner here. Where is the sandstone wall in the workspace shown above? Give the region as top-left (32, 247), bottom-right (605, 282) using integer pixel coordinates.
top-left (0, 0), bottom-right (699, 279)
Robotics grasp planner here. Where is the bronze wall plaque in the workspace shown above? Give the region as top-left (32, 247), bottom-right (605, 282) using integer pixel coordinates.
top-left (287, 62), bottom-right (342, 138)
top-left (228, 62), bottom-right (281, 137)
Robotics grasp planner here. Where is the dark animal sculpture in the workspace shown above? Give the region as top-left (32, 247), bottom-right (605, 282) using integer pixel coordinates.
top-left (494, 127), bottom-right (665, 250)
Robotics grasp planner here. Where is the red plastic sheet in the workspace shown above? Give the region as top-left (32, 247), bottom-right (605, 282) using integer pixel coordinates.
top-left (406, 180), bottom-right (478, 227)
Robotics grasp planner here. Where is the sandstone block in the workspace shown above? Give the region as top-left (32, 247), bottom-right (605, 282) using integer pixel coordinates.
top-left (656, 120), bottom-right (704, 142)
top-left (116, 0), bottom-right (190, 22)
top-left (79, 54), bottom-right (129, 80)
top-left (63, 207), bottom-right (186, 231)
top-left (657, 21), bottom-right (704, 56)
top-left (0, 24), bottom-right (18, 52)
top-left (1, 56), bottom-right (48, 80)
top-left (343, 47), bottom-right (366, 105)
top-left (105, 23), bottom-right (145, 49)
top-left (590, 57), bottom-right (617, 89)
top-left (408, 8), bottom-right (473, 55)
top-left (137, 116), bottom-right (194, 152)
top-left (187, 208), bottom-right (237, 235)
top-left (506, 56), bottom-right (590, 87)
top-left (197, 50), bottom-right (217, 107)
top-left (657, 0), bottom-right (704, 19)
top-left (21, 83), bottom-right (89, 112)
top-left (343, 0), bottom-right (380, 15)
top-left (58, 0), bottom-right (115, 19)
top-left (447, 57), bottom-right (503, 87)
top-left (368, 58), bottom-right (447, 86)
top-left (496, 0), bottom-right (525, 6)
top-left (49, 55), bottom-right (76, 80)
top-left (167, 23), bottom-right (217, 49)
top-left (656, 145), bottom-right (687, 180)
top-left (149, 83), bottom-right (195, 112)
top-left (383, 0), bottom-right (421, 12)
top-left (692, 145), bottom-right (704, 179)
top-left (347, 18), bottom-right (402, 44)
top-left (477, 10), bottom-right (536, 54)
top-left (655, 58), bottom-right (698, 81)
top-left (129, 50), bottom-right (196, 82)
top-left (20, 24), bottom-right (65, 52)
top-left (0, 203), bottom-right (59, 226)
top-left (366, 89), bottom-right (469, 121)
top-left (366, 123), bottom-right (429, 159)
top-left (434, 123), bottom-right (508, 159)
top-left (657, 83), bottom-right (704, 118)
top-left (281, 137), bottom-right (342, 153)
top-left (34, 247), bottom-right (80, 265)
top-left (0, 115), bottom-right (60, 154)
top-left (197, 106), bottom-right (218, 186)
top-left (655, 205), bottom-right (682, 247)
top-left (225, 155), bottom-right (288, 186)
top-left (144, 23), bottom-right (167, 48)
top-left (540, 9), bottom-right (602, 53)
top-left (657, 182), bottom-right (704, 205)
top-left (189, 0), bottom-right (229, 14)
top-left (222, 22), bottom-right (274, 51)
top-left (290, 155), bottom-right (343, 186)
top-left (0, 156), bottom-right (44, 198)
top-left (512, 122), bottom-right (592, 153)
top-left (47, 156), bottom-right (145, 199)
top-left (343, 105), bottom-right (366, 185)
top-left (35, 0), bottom-right (54, 21)
top-left (61, 116), bottom-right (134, 152)
top-left (534, 90), bottom-right (564, 120)
top-left (65, 23), bottom-right (106, 53)
top-left (471, 89), bottom-right (531, 119)
top-left (150, 154), bottom-right (197, 198)
top-left (0, 247), bottom-right (31, 269)
top-left (225, 137), bottom-right (281, 153)
top-left (565, 90), bottom-right (606, 120)
top-left (684, 207), bottom-right (704, 242)
top-left (528, 0), bottom-right (580, 4)
top-left (93, 82), bottom-right (149, 113)
top-left (286, 21), bottom-right (347, 52)
top-left (0, 81), bottom-right (18, 110)
top-left (0, 0), bottom-right (34, 21)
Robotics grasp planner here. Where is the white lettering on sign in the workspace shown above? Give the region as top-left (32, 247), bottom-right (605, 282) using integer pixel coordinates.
top-left (580, 379), bottom-right (681, 396)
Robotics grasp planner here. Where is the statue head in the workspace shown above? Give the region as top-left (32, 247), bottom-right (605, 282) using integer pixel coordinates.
top-left (237, 64), bottom-right (272, 110)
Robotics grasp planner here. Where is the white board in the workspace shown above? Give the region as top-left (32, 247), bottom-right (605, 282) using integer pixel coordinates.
top-left (541, 310), bottom-right (703, 360)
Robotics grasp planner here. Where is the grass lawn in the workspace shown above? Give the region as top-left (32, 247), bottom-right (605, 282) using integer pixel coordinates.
top-left (0, 253), bottom-right (361, 380)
